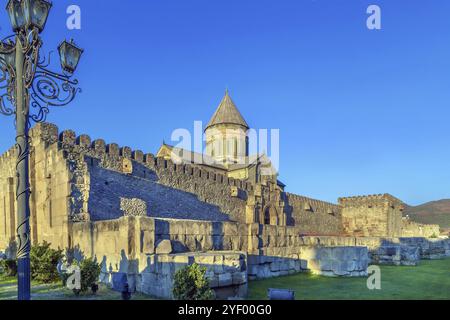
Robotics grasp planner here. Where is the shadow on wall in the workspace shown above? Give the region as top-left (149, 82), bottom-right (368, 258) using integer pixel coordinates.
top-left (65, 245), bottom-right (86, 264)
top-left (4, 239), bottom-right (17, 260)
top-left (281, 193), bottom-right (295, 226)
top-left (99, 250), bottom-right (248, 300)
top-left (87, 164), bottom-right (230, 222)
top-left (153, 220), bottom-right (227, 253)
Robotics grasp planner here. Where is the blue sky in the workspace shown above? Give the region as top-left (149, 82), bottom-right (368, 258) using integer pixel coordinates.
top-left (0, 0), bottom-right (449, 205)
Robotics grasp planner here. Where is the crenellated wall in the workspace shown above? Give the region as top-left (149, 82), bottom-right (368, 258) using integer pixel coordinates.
top-left (339, 194), bottom-right (404, 237)
top-left (286, 193), bottom-right (342, 235)
top-left (42, 123), bottom-right (251, 224)
top-left (401, 219), bottom-right (440, 238)
top-left (0, 124), bottom-right (74, 251)
top-left (0, 121), bottom-right (445, 292)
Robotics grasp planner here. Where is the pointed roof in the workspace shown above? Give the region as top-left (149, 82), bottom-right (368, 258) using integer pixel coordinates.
top-left (205, 90), bottom-right (249, 131)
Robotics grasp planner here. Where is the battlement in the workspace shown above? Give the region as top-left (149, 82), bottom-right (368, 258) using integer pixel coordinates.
top-left (0, 146), bottom-right (16, 166)
top-left (287, 193), bottom-right (340, 215)
top-left (339, 193), bottom-right (404, 208)
top-left (27, 122), bottom-right (254, 192)
top-left (154, 157), bottom-right (253, 191)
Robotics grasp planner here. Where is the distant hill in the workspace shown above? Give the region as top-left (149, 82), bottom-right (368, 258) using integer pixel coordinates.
top-left (404, 199), bottom-right (450, 229)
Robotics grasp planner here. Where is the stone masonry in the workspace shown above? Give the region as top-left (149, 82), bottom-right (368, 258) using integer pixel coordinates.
top-left (0, 122), bottom-right (446, 299)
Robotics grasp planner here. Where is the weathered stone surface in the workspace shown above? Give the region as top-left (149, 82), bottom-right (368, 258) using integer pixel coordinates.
top-left (130, 251), bottom-right (247, 299)
top-left (120, 197), bottom-right (147, 217)
top-left (155, 240), bottom-right (173, 254)
top-left (1, 121), bottom-right (448, 302)
top-left (111, 272), bottom-right (128, 292)
top-left (218, 273), bottom-right (233, 287)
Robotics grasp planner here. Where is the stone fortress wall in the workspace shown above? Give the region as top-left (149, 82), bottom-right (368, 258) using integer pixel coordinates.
top-left (340, 194), bottom-right (404, 237)
top-left (285, 193), bottom-right (342, 235)
top-left (339, 194), bottom-right (440, 238)
top-left (0, 122), bottom-right (446, 299)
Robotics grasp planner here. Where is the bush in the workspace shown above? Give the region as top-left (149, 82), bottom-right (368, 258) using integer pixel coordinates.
top-left (79, 258), bottom-right (101, 292)
top-left (0, 259), bottom-right (17, 277)
top-left (30, 241), bottom-right (63, 283)
top-left (173, 263), bottom-right (214, 300)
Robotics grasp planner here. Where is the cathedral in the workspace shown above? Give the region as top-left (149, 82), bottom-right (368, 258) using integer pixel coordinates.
top-left (157, 90), bottom-right (283, 192)
top-left (0, 90), bottom-right (444, 298)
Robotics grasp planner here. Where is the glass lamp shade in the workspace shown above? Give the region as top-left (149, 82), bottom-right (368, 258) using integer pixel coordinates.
top-left (6, 0), bottom-right (26, 31)
top-left (58, 39), bottom-right (83, 74)
top-left (0, 42), bottom-right (16, 68)
top-left (23, 0), bottom-right (52, 32)
top-left (0, 51), bottom-right (16, 69)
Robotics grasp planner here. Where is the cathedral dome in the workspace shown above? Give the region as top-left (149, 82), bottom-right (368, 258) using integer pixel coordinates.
top-left (205, 90), bottom-right (249, 131)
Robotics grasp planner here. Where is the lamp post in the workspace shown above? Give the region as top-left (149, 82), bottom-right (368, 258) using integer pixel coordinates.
top-left (0, 0), bottom-right (83, 300)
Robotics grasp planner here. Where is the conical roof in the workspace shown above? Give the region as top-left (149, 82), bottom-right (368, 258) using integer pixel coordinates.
top-left (205, 90), bottom-right (249, 131)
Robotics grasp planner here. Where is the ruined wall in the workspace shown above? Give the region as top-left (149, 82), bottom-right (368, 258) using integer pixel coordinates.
top-left (286, 193), bottom-right (342, 235)
top-left (70, 216), bottom-right (248, 279)
top-left (401, 219), bottom-right (440, 238)
top-left (339, 194), bottom-right (404, 237)
top-left (245, 224), bottom-right (368, 278)
top-left (71, 217), bottom-right (370, 284)
top-left (136, 252), bottom-right (248, 299)
top-left (299, 236), bottom-right (450, 262)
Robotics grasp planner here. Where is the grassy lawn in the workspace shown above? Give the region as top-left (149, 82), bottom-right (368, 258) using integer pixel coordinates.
top-left (248, 258), bottom-right (450, 300)
top-left (0, 275), bottom-right (152, 300)
top-left (1, 258), bottom-right (449, 300)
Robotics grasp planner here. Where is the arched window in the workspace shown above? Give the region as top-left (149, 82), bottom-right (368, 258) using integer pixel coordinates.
top-left (264, 207), bottom-right (271, 225)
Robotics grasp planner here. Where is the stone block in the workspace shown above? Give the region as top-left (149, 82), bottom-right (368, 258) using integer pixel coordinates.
top-left (232, 272), bottom-right (247, 285)
top-left (171, 254), bottom-right (191, 264)
top-left (155, 240), bottom-right (173, 254)
top-left (218, 273), bottom-right (232, 287)
top-left (247, 265), bottom-right (258, 276)
top-left (111, 272), bottom-right (128, 292)
top-left (195, 254), bottom-right (215, 265)
top-left (319, 259), bottom-right (333, 271)
top-left (208, 275), bottom-right (220, 288)
top-left (269, 261), bottom-right (280, 272)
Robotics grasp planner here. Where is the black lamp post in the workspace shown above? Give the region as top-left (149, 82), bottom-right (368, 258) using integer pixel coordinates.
top-left (0, 0), bottom-right (83, 300)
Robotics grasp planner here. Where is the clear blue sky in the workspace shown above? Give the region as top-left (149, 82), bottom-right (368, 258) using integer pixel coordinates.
top-left (1, 0), bottom-right (449, 205)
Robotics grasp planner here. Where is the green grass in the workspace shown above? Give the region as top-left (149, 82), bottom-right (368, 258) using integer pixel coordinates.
top-left (248, 258), bottom-right (450, 300)
top-left (2, 259), bottom-right (449, 300)
top-left (0, 274), bottom-right (152, 300)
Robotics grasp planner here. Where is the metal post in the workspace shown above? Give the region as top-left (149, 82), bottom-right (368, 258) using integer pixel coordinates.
top-left (15, 37), bottom-right (31, 301)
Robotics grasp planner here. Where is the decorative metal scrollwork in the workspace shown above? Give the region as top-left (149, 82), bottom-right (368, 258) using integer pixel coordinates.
top-left (30, 67), bottom-right (81, 122)
top-left (0, 28), bottom-right (81, 123)
top-left (0, 39), bottom-right (16, 117)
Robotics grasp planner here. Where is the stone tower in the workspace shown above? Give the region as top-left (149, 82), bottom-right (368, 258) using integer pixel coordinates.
top-left (205, 90), bottom-right (249, 167)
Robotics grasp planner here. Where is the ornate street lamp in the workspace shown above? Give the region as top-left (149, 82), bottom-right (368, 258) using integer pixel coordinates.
top-left (58, 39), bottom-right (83, 74)
top-left (1, 0), bottom-right (83, 300)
